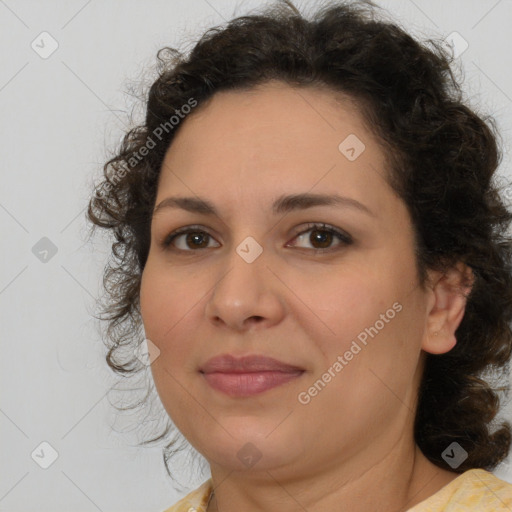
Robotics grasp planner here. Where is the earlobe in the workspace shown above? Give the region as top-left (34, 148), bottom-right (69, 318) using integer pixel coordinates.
top-left (422, 262), bottom-right (474, 355)
top-left (425, 329), bottom-right (457, 355)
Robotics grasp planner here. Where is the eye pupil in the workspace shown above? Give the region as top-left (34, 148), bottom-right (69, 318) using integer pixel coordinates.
top-left (187, 232), bottom-right (208, 248)
top-left (311, 229), bottom-right (332, 249)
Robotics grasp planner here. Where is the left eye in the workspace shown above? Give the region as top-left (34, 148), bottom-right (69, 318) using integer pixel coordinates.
top-left (287, 223), bottom-right (353, 251)
top-left (161, 223), bottom-right (353, 252)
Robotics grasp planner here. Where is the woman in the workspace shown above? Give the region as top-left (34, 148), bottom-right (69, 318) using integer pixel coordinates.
top-left (88, 0), bottom-right (512, 510)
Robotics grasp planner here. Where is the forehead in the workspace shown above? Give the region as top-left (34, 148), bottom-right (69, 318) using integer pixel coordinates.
top-left (156, 81), bottom-right (393, 216)
top-left (167, 80), bottom-right (371, 162)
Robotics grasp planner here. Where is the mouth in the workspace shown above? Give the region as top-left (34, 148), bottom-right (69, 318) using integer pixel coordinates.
top-left (199, 354), bottom-right (305, 397)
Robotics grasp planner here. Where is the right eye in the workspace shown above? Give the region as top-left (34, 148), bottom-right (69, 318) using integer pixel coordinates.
top-left (162, 225), bottom-right (221, 252)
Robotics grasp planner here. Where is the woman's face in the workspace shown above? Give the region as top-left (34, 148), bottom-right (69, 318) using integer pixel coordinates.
top-left (140, 81), bottom-right (437, 477)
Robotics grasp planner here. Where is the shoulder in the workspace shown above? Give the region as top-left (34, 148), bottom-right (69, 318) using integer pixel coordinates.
top-left (408, 468), bottom-right (512, 511)
top-left (161, 479), bottom-right (213, 512)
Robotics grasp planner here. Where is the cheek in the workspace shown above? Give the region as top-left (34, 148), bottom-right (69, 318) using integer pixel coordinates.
top-left (140, 266), bottom-right (191, 353)
top-left (306, 262), bottom-right (420, 375)
top-left (299, 300), bottom-right (422, 430)
top-left (140, 263), bottom-right (216, 391)
top-left (301, 266), bottom-right (392, 342)
top-left (140, 268), bottom-right (198, 415)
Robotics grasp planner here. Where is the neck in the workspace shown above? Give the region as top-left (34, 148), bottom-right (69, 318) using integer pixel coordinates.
top-left (206, 442), bottom-right (457, 512)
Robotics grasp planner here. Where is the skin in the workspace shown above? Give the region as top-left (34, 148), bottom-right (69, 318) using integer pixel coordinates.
top-left (140, 80), bottom-right (474, 512)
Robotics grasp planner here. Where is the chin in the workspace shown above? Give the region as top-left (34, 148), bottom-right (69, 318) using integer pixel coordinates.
top-left (193, 422), bottom-right (300, 472)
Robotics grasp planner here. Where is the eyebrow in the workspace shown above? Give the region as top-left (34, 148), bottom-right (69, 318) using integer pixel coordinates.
top-left (153, 192), bottom-right (375, 218)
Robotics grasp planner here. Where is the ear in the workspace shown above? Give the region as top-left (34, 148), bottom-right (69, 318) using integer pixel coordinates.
top-left (422, 261), bottom-right (475, 355)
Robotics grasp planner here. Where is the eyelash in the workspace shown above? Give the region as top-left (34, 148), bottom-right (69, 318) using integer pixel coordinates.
top-left (161, 223), bottom-right (353, 254)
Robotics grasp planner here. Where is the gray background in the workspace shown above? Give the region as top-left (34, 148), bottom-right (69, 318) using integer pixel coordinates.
top-left (1, 0), bottom-right (512, 511)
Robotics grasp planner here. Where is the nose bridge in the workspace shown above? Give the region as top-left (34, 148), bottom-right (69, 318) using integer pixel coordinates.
top-left (216, 236), bottom-right (267, 307)
top-left (205, 236), bottom-right (284, 329)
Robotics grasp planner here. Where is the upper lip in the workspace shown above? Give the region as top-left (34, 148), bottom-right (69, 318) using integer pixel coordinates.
top-left (200, 354), bottom-right (304, 374)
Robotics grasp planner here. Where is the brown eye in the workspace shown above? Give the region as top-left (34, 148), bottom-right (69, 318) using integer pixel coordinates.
top-left (309, 228), bottom-right (334, 249)
top-left (161, 222), bottom-right (352, 254)
top-left (162, 226), bottom-right (220, 251)
top-left (289, 223), bottom-right (353, 252)
top-left (183, 232), bottom-right (210, 249)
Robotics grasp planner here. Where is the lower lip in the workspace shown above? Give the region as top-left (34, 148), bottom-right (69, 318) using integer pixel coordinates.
top-left (202, 371), bottom-right (304, 397)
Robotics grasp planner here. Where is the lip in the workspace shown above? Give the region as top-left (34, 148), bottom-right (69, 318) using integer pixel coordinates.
top-left (200, 354), bottom-right (305, 397)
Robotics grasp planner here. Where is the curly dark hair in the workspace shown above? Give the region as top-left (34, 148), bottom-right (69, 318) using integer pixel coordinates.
top-left (87, 0), bottom-right (512, 479)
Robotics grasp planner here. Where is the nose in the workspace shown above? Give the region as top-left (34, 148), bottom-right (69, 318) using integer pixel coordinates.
top-left (204, 246), bottom-right (286, 332)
